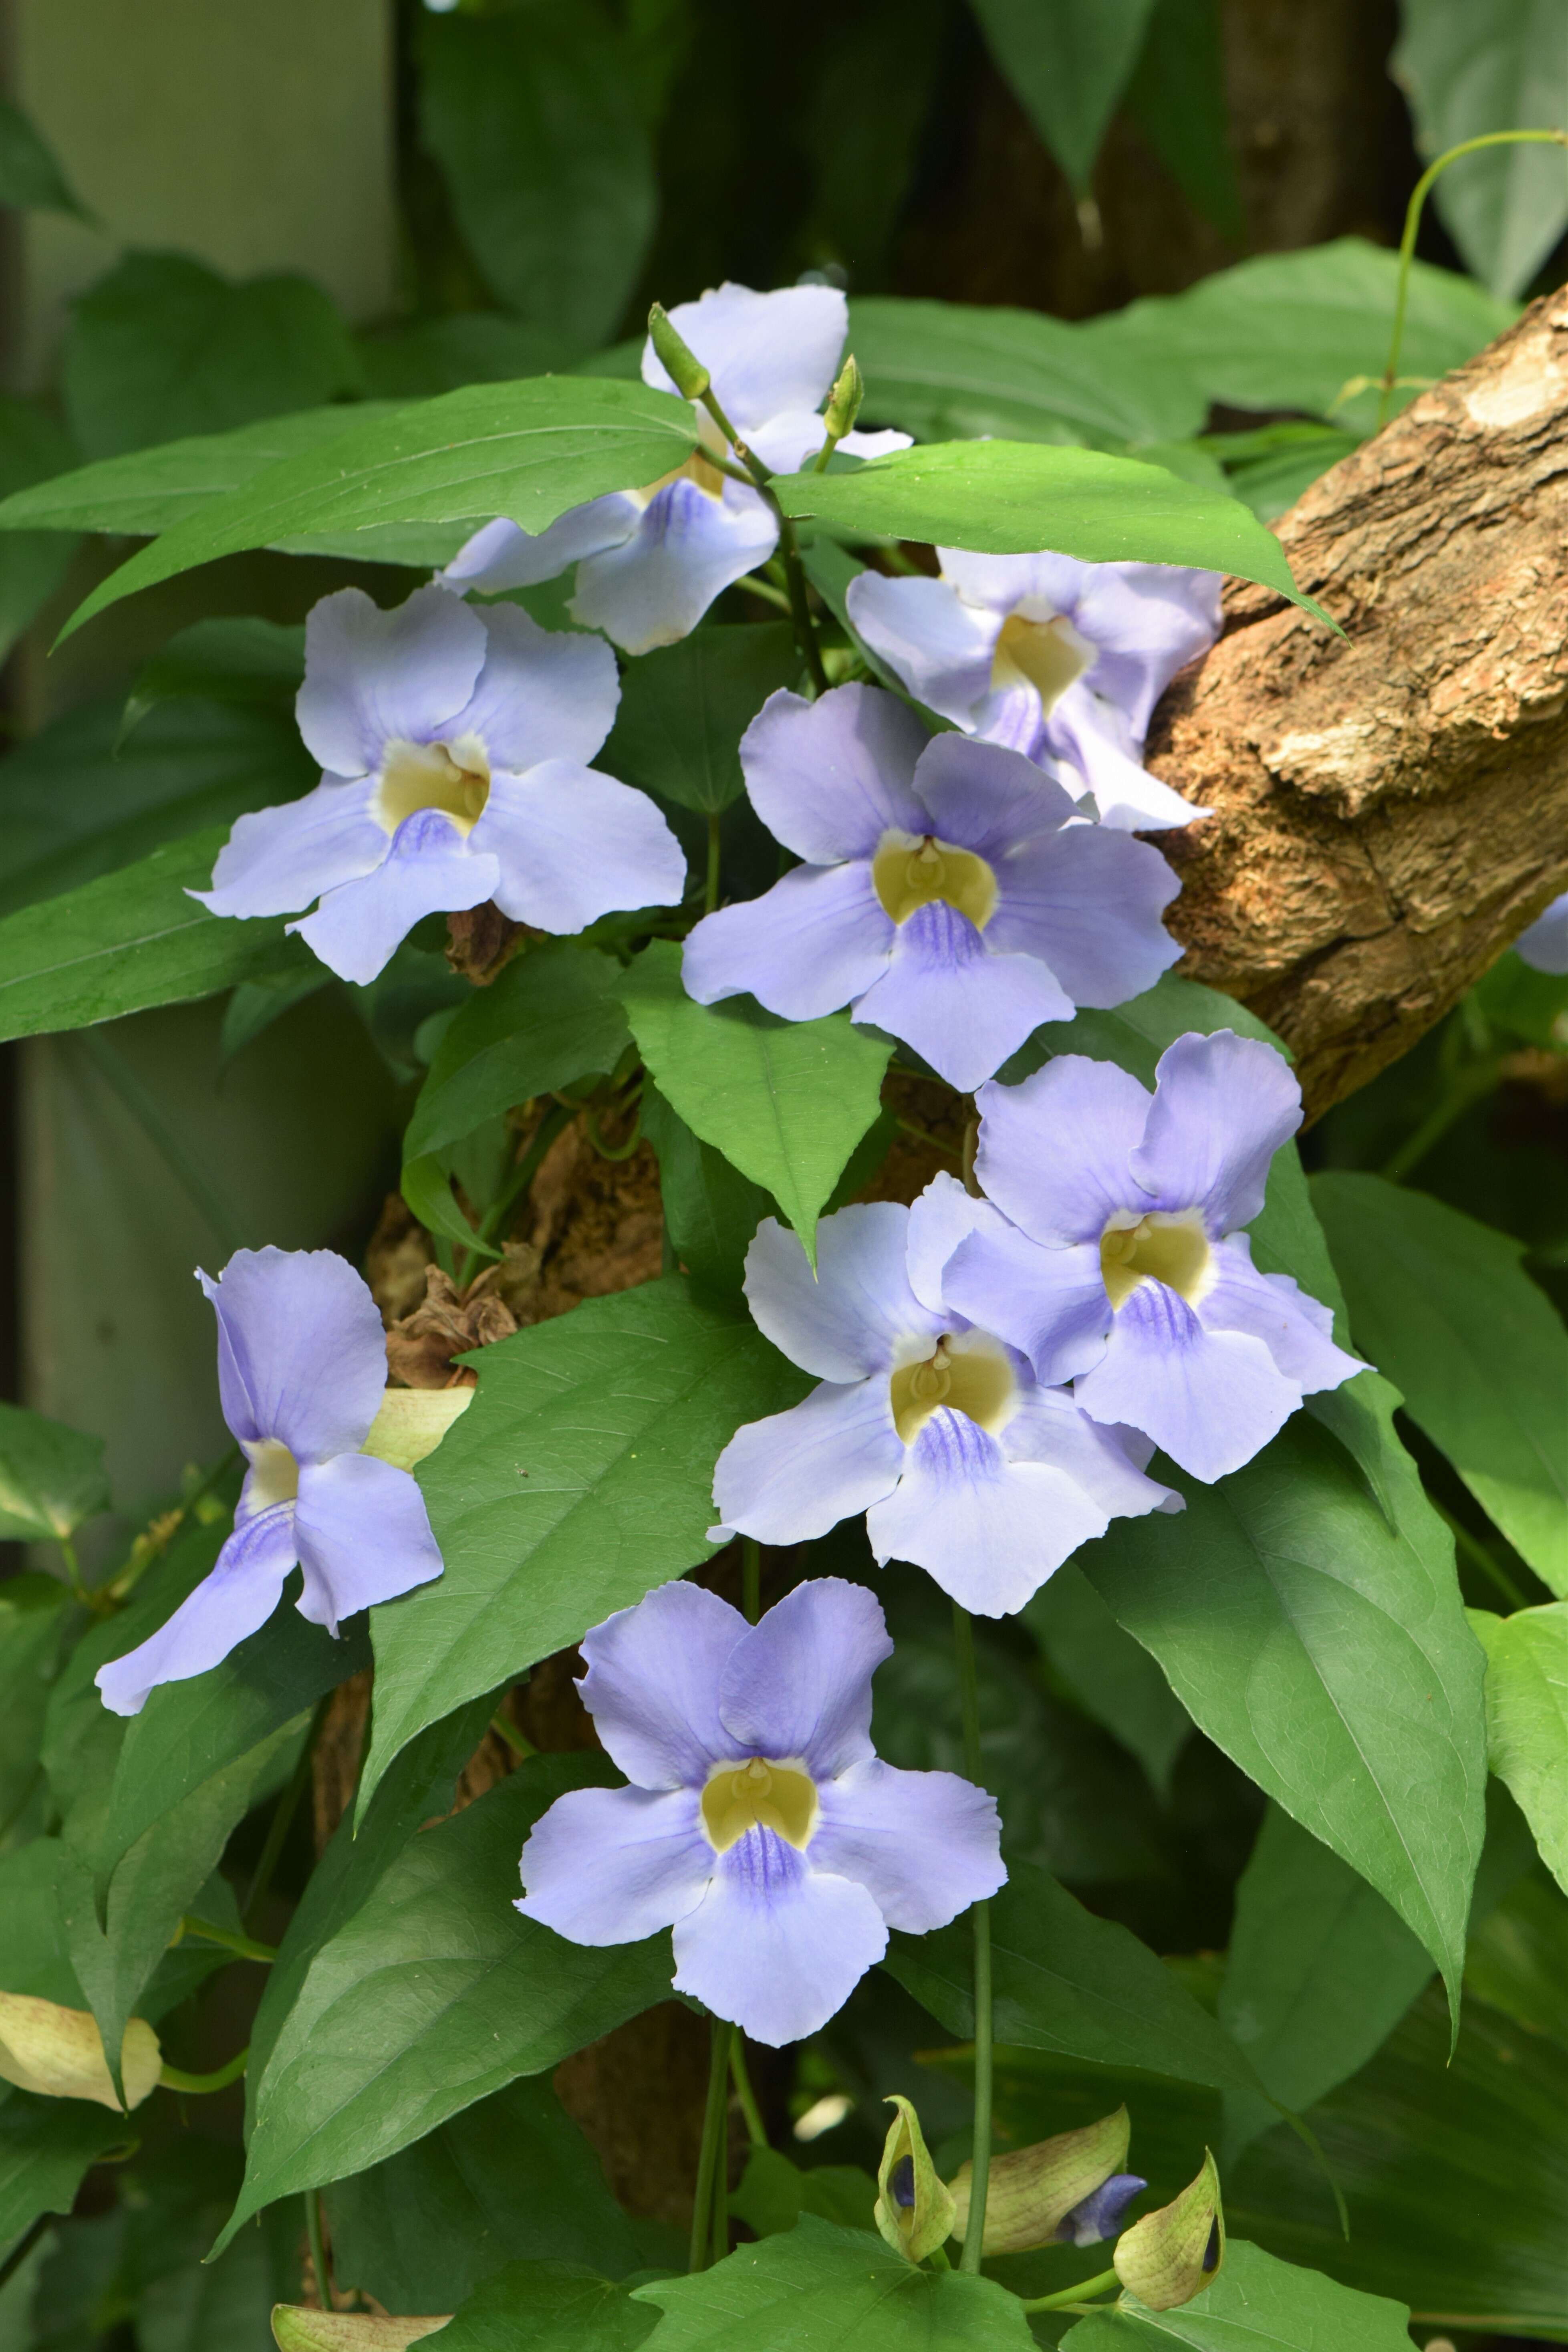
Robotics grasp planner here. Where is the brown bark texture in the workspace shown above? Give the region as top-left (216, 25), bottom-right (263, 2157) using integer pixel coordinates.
top-left (1153, 285), bottom-right (1568, 1119)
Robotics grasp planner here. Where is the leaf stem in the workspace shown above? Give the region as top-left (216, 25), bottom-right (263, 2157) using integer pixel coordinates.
top-left (689, 2017), bottom-right (734, 2271)
top-left (489, 1708), bottom-right (537, 1761)
top-left (159, 2043), bottom-right (249, 2094)
top-left (730, 2036), bottom-right (768, 2146)
top-left (1020, 2266), bottom-right (1121, 2314)
top-left (178, 1915), bottom-right (277, 1964)
top-left (952, 1602), bottom-right (993, 2276)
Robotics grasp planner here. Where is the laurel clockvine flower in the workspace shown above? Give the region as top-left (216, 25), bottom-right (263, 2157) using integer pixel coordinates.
top-left (1516, 889), bottom-right (1568, 974)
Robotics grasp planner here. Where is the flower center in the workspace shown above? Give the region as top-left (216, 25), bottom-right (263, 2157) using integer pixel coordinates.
top-left (376, 735), bottom-right (491, 837)
top-left (243, 1436), bottom-right (300, 1510)
top-left (889, 1335), bottom-right (1016, 1444)
top-left (1099, 1211), bottom-right (1213, 1311)
top-left (872, 831), bottom-right (998, 931)
top-left (700, 1757), bottom-right (818, 1853)
top-left (990, 611), bottom-right (1094, 711)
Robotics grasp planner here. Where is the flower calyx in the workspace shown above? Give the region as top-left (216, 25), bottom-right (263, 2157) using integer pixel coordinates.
top-left (1113, 2148), bottom-right (1225, 2310)
top-left (875, 2093), bottom-right (957, 2263)
top-left (947, 2104), bottom-right (1135, 2256)
top-left (822, 353), bottom-right (865, 444)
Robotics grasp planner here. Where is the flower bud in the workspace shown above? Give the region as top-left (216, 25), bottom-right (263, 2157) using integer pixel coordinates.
top-left (271, 2312), bottom-right (451, 2351)
top-left (948, 2106), bottom-right (1135, 2256)
top-left (647, 304), bottom-right (711, 402)
top-left (0, 1991), bottom-right (161, 2112)
top-left (875, 2094), bottom-right (957, 2263)
top-left (1113, 2149), bottom-right (1225, 2310)
top-left (360, 1386), bottom-right (472, 1473)
top-left (822, 354), bottom-right (865, 444)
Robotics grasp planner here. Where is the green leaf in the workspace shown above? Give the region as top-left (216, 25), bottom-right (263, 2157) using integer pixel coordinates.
top-left (883, 1858), bottom-right (1264, 2104)
top-left (773, 442), bottom-right (1331, 626)
top-left (1123, 0), bottom-right (1244, 240)
top-left (419, 4), bottom-right (655, 349)
top-left (1471, 1603), bottom-right (1568, 1896)
top-left (0, 93), bottom-right (90, 217)
top-left (1312, 1171), bottom-right (1568, 1595)
top-left (217, 1755), bottom-right (673, 2251)
top-left (0, 1401), bottom-right (109, 1541)
top-left (120, 615), bottom-right (304, 743)
top-left (53, 377), bottom-right (697, 643)
top-left (732, 2148), bottom-right (878, 2241)
top-left (361, 312), bottom-right (586, 400)
top-left (808, 0), bottom-right (946, 289)
top-left (966, 0), bottom-right (1157, 193)
top-left (847, 296), bottom-right (1206, 449)
top-left (641, 1083), bottom-right (773, 1298)
top-left (331, 2080), bottom-right (644, 2311)
top-left (1392, 0), bottom-right (1568, 299)
top-left (601, 624), bottom-right (801, 814)
top-left (1207, 424), bottom-right (1360, 525)
top-left (1080, 1375), bottom-right (1488, 2013)
top-left (0, 2092), bottom-right (131, 2247)
top-left (1465, 1862), bottom-right (1568, 2051)
top-left (0, 691), bottom-right (316, 921)
top-left (1023, 1563), bottom-right (1190, 1799)
top-left (616, 941), bottom-right (892, 1263)
top-left (1061, 2239), bottom-right (1413, 2352)
top-left (632, 2213), bottom-right (1036, 2351)
top-left (0, 394), bottom-right (80, 663)
top-left (359, 1275), bottom-right (807, 1814)
top-left (437, 2261), bottom-right (657, 2352)
top-left (0, 822), bottom-right (312, 1042)
top-left (0, 1574), bottom-right (69, 1843)
top-left (404, 941), bottom-right (631, 1166)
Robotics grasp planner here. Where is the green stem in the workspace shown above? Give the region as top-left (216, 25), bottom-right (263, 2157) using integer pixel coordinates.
top-left (952, 1603), bottom-right (993, 2276)
top-left (1380, 129), bottom-right (1568, 429)
top-left (78, 1028), bottom-right (244, 1254)
top-left (730, 2037), bottom-right (768, 2147)
top-left (159, 2044), bottom-right (249, 2095)
top-left (705, 813), bottom-right (723, 915)
top-left (1020, 2266), bottom-right (1121, 2314)
top-left (0, 2214), bottom-right (50, 2294)
top-left (711, 2094), bottom-right (731, 2264)
top-left (305, 2187), bottom-right (331, 2308)
top-left (55, 1537), bottom-right (94, 1611)
top-left (178, 1915), bottom-right (276, 1965)
top-left (1380, 1057), bottom-right (1500, 1182)
top-left (1434, 1499), bottom-right (1528, 1610)
top-left (736, 575), bottom-right (792, 614)
top-left (489, 1709), bottom-right (537, 1761)
top-left (742, 1537), bottom-right (761, 1626)
top-left (689, 2018), bottom-right (733, 2273)
top-left (456, 1100), bottom-right (574, 1284)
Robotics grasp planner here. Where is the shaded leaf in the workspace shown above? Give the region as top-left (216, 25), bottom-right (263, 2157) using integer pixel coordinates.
top-left (0, 1402), bottom-right (108, 1542)
top-left (967, 0), bottom-right (1157, 193)
top-left (121, 616), bottom-right (304, 742)
top-left (641, 1082), bottom-right (773, 1298)
top-left (602, 624), bottom-right (801, 814)
top-left (438, 2260), bottom-right (656, 2352)
top-left (732, 2147), bottom-right (877, 2241)
top-left (1024, 1564), bottom-right (1190, 1800)
top-left (0, 2090), bottom-right (131, 2246)
top-left (1124, 0), bottom-right (1244, 240)
top-left (0, 93), bottom-right (89, 217)
top-left (0, 1574), bottom-right (69, 1842)
top-left (1062, 2239), bottom-right (1413, 2352)
top-left (0, 394), bottom-right (80, 664)
top-left (1471, 1603), bottom-right (1568, 1896)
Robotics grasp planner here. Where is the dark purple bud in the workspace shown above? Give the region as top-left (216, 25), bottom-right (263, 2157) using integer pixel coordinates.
top-left (891, 2154), bottom-right (916, 2209)
top-left (1055, 2173), bottom-right (1147, 2247)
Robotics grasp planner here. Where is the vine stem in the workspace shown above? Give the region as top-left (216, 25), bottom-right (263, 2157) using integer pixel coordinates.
top-left (695, 384), bottom-right (829, 695)
top-left (1020, 2265), bottom-right (1120, 2314)
top-left (952, 1602), bottom-right (993, 2275)
top-left (159, 2043), bottom-right (249, 2095)
top-left (730, 2036), bottom-right (768, 2146)
top-left (1379, 129), bottom-right (1568, 429)
top-left (689, 2017), bottom-right (734, 2272)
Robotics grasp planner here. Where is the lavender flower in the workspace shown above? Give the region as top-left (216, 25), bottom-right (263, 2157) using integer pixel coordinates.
top-left (846, 551), bottom-right (1220, 831)
top-left (195, 585), bottom-right (686, 984)
top-left (442, 282), bottom-right (910, 654)
top-left (683, 683), bottom-right (1181, 1093)
top-left (96, 1249), bottom-right (443, 1715)
top-left (710, 1183), bottom-right (1180, 1617)
top-left (940, 1031), bottom-right (1361, 1483)
top-left (1517, 891), bottom-right (1568, 974)
top-left (517, 1577), bottom-right (1004, 2046)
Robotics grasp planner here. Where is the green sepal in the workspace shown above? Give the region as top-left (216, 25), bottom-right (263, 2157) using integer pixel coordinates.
top-left (874, 2093), bottom-right (957, 2263)
top-left (949, 2104), bottom-right (1130, 2255)
top-left (1113, 2148), bottom-right (1225, 2310)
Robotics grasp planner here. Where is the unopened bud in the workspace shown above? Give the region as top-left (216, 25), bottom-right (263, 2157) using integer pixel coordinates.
top-left (1113, 2149), bottom-right (1225, 2311)
top-left (271, 2312), bottom-right (451, 2351)
top-left (949, 2106), bottom-right (1135, 2256)
top-left (875, 2094), bottom-right (957, 2263)
top-left (361, 1386), bottom-right (473, 1473)
top-left (647, 304), bottom-right (711, 402)
top-left (823, 353), bottom-right (865, 443)
top-left (0, 1991), bottom-right (160, 2112)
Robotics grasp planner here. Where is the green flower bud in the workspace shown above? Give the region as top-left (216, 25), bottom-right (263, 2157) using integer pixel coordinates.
top-left (647, 304), bottom-right (711, 402)
top-left (822, 354), bottom-right (865, 443)
top-left (1113, 2149), bottom-right (1225, 2311)
top-left (271, 2312), bottom-right (450, 2351)
top-left (947, 2105), bottom-right (1131, 2255)
top-left (874, 2093), bottom-right (957, 2263)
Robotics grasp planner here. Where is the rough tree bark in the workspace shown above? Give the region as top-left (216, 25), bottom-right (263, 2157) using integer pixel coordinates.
top-left (1155, 284), bottom-right (1568, 1119)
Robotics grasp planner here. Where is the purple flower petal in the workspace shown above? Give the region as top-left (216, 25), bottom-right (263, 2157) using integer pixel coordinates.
top-left (910, 730), bottom-right (1080, 855)
top-left (983, 819), bottom-right (1181, 1007)
top-left (935, 550), bottom-right (1071, 612)
top-left (711, 1378), bottom-right (907, 1546)
top-left (683, 861), bottom-right (892, 1021)
top-left (903, 1171), bottom-right (1008, 1318)
top-left (195, 776), bottom-right (385, 920)
top-left (94, 1504), bottom-right (297, 1716)
top-left (292, 1453), bottom-right (444, 1636)
top-left (1043, 687), bottom-right (1209, 833)
top-left (570, 478), bottom-right (778, 654)
top-left (199, 1246), bottom-right (388, 1461)
top-left (744, 1206), bottom-right (936, 1381)
top-left (975, 1055), bottom-right (1153, 1246)
top-left (1000, 1384), bottom-right (1182, 1522)
top-left (1131, 1031), bottom-right (1302, 1235)
top-left (843, 572), bottom-right (1000, 730)
top-left (517, 1783), bottom-right (713, 1942)
top-left (577, 1581), bottom-right (744, 1789)
top-left (474, 763), bottom-right (686, 932)
top-left (852, 899), bottom-right (1073, 1092)
top-left (1074, 1279), bottom-right (1301, 1481)
top-left (745, 411), bottom-right (912, 472)
top-left (1058, 562), bottom-right (1220, 738)
top-left (445, 604), bottom-right (621, 772)
top-left (295, 586), bottom-right (487, 779)
top-left (740, 683), bottom-right (928, 865)
top-left (717, 1577), bottom-right (892, 1777)
top-left (670, 1828), bottom-right (888, 2045)
top-left (291, 808), bottom-right (498, 985)
top-left (440, 499), bottom-right (641, 595)
top-left (1200, 1237), bottom-right (1361, 1393)
top-left (1518, 891), bottom-right (1568, 973)
top-left (941, 1224), bottom-right (1110, 1387)
top-left (643, 282), bottom-right (847, 432)
top-left (1058, 2174), bottom-right (1147, 2246)
top-left (810, 1755), bottom-right (1004, 1931)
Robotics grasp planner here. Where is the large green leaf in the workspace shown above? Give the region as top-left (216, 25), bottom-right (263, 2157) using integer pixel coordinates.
top-left (966, 0), bottom-right (1156, 193)
top-left (770, 443), bottom-right (1331, 625)
top-left (439, 2261), bottom-right (656, 2352)
top-left (119, 616), bottom-right (304, 742)
top-left (217, 1755), bottom-right (672, 2250)
top-left (632, 2214), bottom-right (1036, 2352)
top-left (616, 941), bottom-right (891, 1262)
top-left (1123, 0), bottom-right (1243, 240)
top-left (0, 394), bottom-right (80, 663)
top-left (0, 1401), bottom-right (109, 1541)
top-left (641, 1084), bottom-right (773, 1299)
top-left (0, 93), bottom-right (89, 217)
top-left (1080, 1375), bottom-right (1487, 2012)
top-left (1023, 1564), bottom-right (1190, 1800)
top-left (601, 623), bottom-right (801, 814)
top-left (418, 4), bottom-right (655, 348)
top-left (53, 378), bottom-right (697, 641)
top-left (883, 1858), bottom-right (1265, 2105)
top-left (0, 2092), bottom-right (131, 2247)
top-left (1312, 1171), bottom-right (1568, 1594)
top-left (0, 823), bottom-right (311, 1042)
top-left (1392, 0), bottom-right (1568, 299)
top-left (1062, 2240), bottom-right (1413, 2352)
top-left (359, 1276), bottom-right (807, 1815)
top-left (1471, 1603), bottom-right (1568, 1896)
top-left (1465, 1864), bottom-right (1568, 2052)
